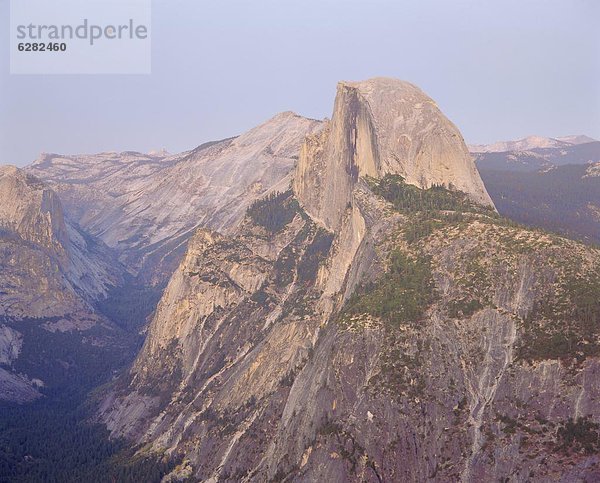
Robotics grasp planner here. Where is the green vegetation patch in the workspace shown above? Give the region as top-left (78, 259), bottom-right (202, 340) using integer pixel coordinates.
top-left (368, 332), bottom-right (426, 400)
top-left (518, 262), bottom-right (600, 363)
top-left (367, 174), bottom-right (493, 216)
top-left (556, 417), bottom-right (600, 455)
top-left (0, 317), bottom-right (176, 483)
top-left (247, 190), bottom-right (299, 233)
top-left (447, 258), bottom-right (491, 318)
top-left (8, 318), bottom-right (133, 391)
top-left (340, 250), bottom-right (436, 328)
top-left (0, 395), bottom-right (179, 483)
top-left (297, 228), bottom-right (334, 283)
top-left (447, 298), bottom-right (485, 319)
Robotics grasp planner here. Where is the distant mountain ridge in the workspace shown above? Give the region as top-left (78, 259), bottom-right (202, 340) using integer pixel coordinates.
top-left (473, 140), bottom-right (600, 173)
top-left (472, 133), bottom-right (600, 245)
top-left (26, 112), bottom-right (322, 284)
top-left (469, 134), bottom-right (597, 153)
top-left (479, 163), bottom-right (600, 245)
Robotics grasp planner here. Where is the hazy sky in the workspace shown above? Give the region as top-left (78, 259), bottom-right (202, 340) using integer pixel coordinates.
top-left (1, 0), bottom-right (599, 166)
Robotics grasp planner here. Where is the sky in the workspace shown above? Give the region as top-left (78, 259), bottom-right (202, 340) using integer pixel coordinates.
top-left (1, 0), bottom-right (599, 166)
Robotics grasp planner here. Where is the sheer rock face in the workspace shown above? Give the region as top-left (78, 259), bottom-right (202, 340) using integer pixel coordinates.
top-left (99, 80), bottom-right (599, 482)
top-left (0, 165), bottom-right (69, 257)
top-left (101, 186), bottom-right (600, 483)
top-left (0, 166), bottom-right (77, 317)
top-left (0, 166), bottom-right (121, 318)
top-left (27, 113), bottom-right (322, 284)
top-left (0, 167), bottom-right (124, 402)
top-left (294, 78), bottom-right (494, 230)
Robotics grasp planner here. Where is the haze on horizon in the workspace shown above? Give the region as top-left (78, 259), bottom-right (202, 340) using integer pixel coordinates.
top-left (0, 0), bottom-right (599, 166)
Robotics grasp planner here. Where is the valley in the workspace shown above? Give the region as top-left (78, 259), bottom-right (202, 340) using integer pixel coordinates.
top-left (474, 137), bottom-right (600, 244)
top-left (0, 79), bottom-right (598, 482)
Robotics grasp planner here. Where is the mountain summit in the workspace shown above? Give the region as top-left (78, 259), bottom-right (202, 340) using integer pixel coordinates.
top-left (27, 112), bottom-right (322, 283)
top-left (295, 78), bottom-right (494, 229)
top-left (469, 134), bottom-right (597, 153)
top-left (98, 79), bottom-right (600, 481)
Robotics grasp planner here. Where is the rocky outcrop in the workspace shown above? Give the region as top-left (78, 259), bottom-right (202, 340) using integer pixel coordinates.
top-left (99, 79), bottom-right (600, 481)
top-left (27, 113), bottom-right (322, 283)
top-left (0, 166), bottom-right (121, 318)
top-left (102, 187), bottom-right (600, 482)
top-left (0, 167), bottom-right (126, 402)
top-left (0, 325), bottom-right (22, 366)
top-left (294, 78), bottom-right (493, 230)
top-left (0, 165), bottom-right (69, 257)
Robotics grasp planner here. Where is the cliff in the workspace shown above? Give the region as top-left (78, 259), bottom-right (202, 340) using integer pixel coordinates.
top-left (98, 80), bottom-right (600, 482)
top-left (27, 112), bottom-right (322, 284)
top-left (0, 166), bottom-right (125, 402)
top-left (294, 78), bottom-right (493, 230)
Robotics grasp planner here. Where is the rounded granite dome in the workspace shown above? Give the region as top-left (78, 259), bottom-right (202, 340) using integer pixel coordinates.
top-left (294, 77), bottom-right (494, 230)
